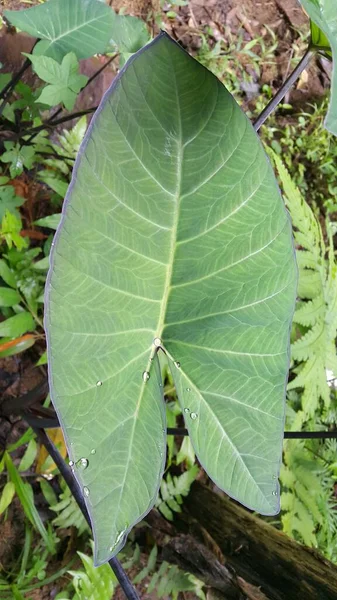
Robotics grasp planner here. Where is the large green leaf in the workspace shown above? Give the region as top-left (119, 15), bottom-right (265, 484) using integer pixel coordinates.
top-left (299, 0), bottom-right (337, 135)
top-left (46, 33), bottom-right (297, 565)
top-left (4, 0), bottom-right (115, 61)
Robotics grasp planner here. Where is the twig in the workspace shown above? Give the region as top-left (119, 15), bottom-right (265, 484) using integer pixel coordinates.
top-left (28, 424), bottom-right (140, 600)
top-left (1, 379), bottom-right (49, 417)
top-left (0, 37), bottom-right (39, 117)
top-left (36, 150), bottom-right (75, 162)
top-left (0, 58), bottom-right (32, 117)
top-left (85, 53), bottom-right (118, 90)
top-left (24, 107), bottom-right (98, 140)
top-left (253, 48), bottom-right (314, 131)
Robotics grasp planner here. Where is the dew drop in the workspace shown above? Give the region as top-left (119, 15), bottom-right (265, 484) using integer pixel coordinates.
top-left (184, 407), bottom-right (190, 413)
top-left (83, 486), bottom-right (90, 497)
top-left (272, 490), bottom-right (277, 496)
top-left (190, 412), bottom-right (198, 420)
top-left (174, 360), bottom-right (181, 368)
top-left (153, 337), bottom-right (162, 347)
top-left (91, 449), bottom-right (96, 455)
top-left (272, 475), bottom-right (277, 480)
top-left (76, 457), bottom-right (89, 470)
top-left (96, 380), bottom-right (103, 387)
top-left (186, 388), bottom-right (191, 392)
top-left (142, 371), bottom-right (150, 382)
top-left (69, 460), bottom-right (74, 467)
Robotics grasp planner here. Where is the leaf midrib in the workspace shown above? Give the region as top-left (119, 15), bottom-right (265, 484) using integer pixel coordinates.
top-left (48, 15), bottom-right (108, 45)
top-left (107, 52), bottom-right (183, 533)
top-left (154, 50), bottom-right (183, 343)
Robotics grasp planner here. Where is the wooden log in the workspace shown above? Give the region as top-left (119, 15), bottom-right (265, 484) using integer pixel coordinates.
top-left (180, 482), bottom-right (337, 600)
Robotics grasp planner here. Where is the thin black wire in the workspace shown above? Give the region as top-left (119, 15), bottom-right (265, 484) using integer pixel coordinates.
top-left (27, 421), bottom-right (140, 600)
top-left (21, 415), bottom-right (337, 439)
top-left (167, 428), bottom-right (337, 439)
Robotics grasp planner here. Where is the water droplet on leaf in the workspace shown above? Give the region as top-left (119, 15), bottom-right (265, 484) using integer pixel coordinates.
top-left (69, 460), bottom-right (74, 467)
top-left (272, 491), bottom-right (277, 496)
top-left (76, 457), bottom-right (88, 470)
top-left (153, 337), bottom-right (162, 347)
top-left (96, 380), bottom-right (102, 387)
top-left (186, 388), bottom-right (191, 392)
top-left (174, 361), bottom-right (181, 368)
top-left (142, 371), bottom-right (150, 382)
top-left (190, 412), bottom-right (198, 420)
top-left (83, 486), bottom-right (90, 497)
top-left (184, 408), bottom-right (190, 413)
top-left (91, 449), bottom-right (96, 455)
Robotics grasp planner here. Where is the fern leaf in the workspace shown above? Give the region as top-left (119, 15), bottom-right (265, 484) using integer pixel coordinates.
top-left (293, 297), bottom-right (325, 327)
top-left (291, 323), bottom-right (325, 361)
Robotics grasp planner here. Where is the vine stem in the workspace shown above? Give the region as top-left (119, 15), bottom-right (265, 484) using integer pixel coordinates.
top-left (23, 107), bottom-right (98, 140)
top-left (0, 58), bottom-right (32, 116)
top-left (28, 424), bottom-right (140, 600)
top-left (253, 48), bottom-right (315, 132)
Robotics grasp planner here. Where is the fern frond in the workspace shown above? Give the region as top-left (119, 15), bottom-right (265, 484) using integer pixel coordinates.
top-left (271, 151), bottom-right (337, 417)
top-left (156, 466), bottom-right (199, 521)
top-left (132, 544), bottom-right (205, 600)
top-left (57, 541), bottom-right (117, 600)
top-left (271, 152), bottom-right (323, 254)
top-left (50, 481), bottom-right (89, 535)
top-left (297, 269), bottom-right (323, 300)
top-left (293, 297), bottom-right (325, 327)
top-left (291, 323), bottom-right (326, 361)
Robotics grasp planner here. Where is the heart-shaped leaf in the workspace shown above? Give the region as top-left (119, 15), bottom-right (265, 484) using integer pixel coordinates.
top-left (299, 0), bottom-right (337, 135)
top-left (46, 33), bottom-right (297, 566)
top-left (4, 0), bottom-right (115, 61)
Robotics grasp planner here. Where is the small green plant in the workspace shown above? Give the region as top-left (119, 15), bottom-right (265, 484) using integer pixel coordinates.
top-left (129, 544), bottom-right (205, 599)
top-left (262, 99), bottom-right (337, 210)
top-left (196, 26), bottom-right (278, 100)
top-left (56, 543), bottom-right (117, 600)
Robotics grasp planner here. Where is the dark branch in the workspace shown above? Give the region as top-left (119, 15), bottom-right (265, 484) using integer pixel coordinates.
top-left (253, 48), bottom-right (314, 132)
top-left (1, 379), bottom-right (49, 416)
top-left (24, 107), bottom-right (98, 140)
top-left (28, 423), bottom-right (140, 600)
top-left (0, 58), bottom-right (32, 115)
